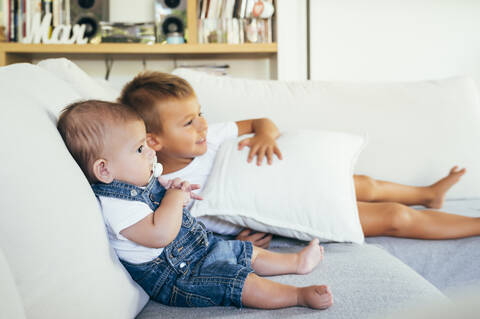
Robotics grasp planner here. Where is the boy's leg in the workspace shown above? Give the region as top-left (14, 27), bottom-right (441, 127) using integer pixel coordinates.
top-left (358, 201), bottom-right (480, 239)
top-left (241, 273), bottom-right (333, 309)
top-left (354, 166), bottom-right (466, 208)
top-left (250, 239), bottom-right (324, 276)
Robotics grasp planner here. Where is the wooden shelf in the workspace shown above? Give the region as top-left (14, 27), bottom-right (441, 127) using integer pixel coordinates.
top-left (0, 42), bottom-right (277, 54)
top-left (0, 42), bottom-right (277, 66)
top-left (0, 0), bottom-right (278, 69)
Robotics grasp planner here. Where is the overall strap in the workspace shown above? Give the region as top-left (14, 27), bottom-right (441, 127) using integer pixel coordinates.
top-left (91, 177), bottom-right (158, 210)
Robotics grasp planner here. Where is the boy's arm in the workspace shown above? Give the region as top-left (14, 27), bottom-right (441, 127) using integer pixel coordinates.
top-left (237, 229), bottom-right (273, 249)
top-left (120, 188), bottom-right (188, 248)
top-left (235, 118), bottom-right (283, 165)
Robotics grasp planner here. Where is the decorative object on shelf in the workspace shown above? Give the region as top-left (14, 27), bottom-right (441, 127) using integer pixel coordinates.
top-left (70, 0), bottom-right (109, 41)
top-left (100, 22), bottom-right (155, 44)
top-left (155, 0), bottom-right (187, 43)
top-left (22, 12), bottom-right (87, 44)
top-left (166, 31), bottom-right (184, 44)
top-left (5, 0), bottom-right (106, 44)
top-left (252, 0), bottom-right (274, 19)
top-left (177, 63), bottom-right (230, 76)
top-left (197, 0), bottom-right (274, 44)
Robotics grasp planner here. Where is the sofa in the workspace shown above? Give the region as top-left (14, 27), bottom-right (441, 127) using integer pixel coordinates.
top-left (1, 59), bottom-right (479, 319)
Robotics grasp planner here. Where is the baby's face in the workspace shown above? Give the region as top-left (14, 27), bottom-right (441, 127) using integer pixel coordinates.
top-left (105, 120), bottom-right (156, 187)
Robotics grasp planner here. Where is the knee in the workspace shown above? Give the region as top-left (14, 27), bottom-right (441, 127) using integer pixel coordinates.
top-left (385, 203), bottom-right (412, 234)
top-left (355, 175), bottom-right (377, 201)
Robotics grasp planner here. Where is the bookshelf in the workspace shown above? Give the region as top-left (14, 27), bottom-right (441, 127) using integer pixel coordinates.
top-left (0, 0), bottom-right (277, 67)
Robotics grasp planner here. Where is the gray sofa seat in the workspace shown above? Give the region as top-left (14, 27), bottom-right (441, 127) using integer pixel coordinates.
top-left (137, 242), bottom-right (447, 319)
top-left (366, 199), bottom-right (480, 296)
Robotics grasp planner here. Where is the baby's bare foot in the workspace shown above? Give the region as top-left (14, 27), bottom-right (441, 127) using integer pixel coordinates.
top-left (298, 285), bottom-right (333, 309)
top-left (296, 238), bottom-right (323, 275)
top-left (426, 166), bottom-right (466, 209)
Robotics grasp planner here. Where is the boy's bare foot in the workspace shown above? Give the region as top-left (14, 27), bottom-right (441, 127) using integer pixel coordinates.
top-left (298, 285), bottom-right (333, 309)
top-left (296, 238), bottom-right (324, 275)
top-left (426, 166), bottom-right (466, 209)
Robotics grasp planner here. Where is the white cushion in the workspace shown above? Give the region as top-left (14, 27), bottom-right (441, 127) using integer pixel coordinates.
top-left (173, 69), bottom-right (480, 199)
top-left (191, 130), bottom-right (366, 244)
top-left (37, 58), bottom-right (119, 101)
top-left (0, 64), bottom-right (148, 319)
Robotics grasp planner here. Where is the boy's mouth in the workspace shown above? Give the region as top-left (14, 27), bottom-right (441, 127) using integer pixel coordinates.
top-left (196, 137), bottom-right (206, 144)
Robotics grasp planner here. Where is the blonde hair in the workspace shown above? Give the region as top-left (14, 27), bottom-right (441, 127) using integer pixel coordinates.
top-left (57, 100), bottom-right (141, 183)
top-left (119, 71), bottom-right (195, 133)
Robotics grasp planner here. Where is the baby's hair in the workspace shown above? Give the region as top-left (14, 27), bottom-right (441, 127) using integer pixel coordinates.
top-left (57, 99), bottom-right (142, 184)
top-left (119, 71), bottom-right (195, 133)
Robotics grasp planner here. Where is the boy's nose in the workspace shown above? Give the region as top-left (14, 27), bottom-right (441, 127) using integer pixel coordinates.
top-left (196, 117), bottom-right (208, 132)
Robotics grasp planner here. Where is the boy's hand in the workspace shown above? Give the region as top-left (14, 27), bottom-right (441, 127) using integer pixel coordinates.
top-left (238, 133), bottom-right (283, 166)
top-left (236, 229), bottom-right (273, 248)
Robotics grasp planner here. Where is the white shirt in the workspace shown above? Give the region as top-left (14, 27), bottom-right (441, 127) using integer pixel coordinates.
top-left (97, 196), bottom-right (162, 264)
top-left (162, 122), bottom-right (243, 235)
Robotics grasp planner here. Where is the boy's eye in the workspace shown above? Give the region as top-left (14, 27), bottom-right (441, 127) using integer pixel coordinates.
top-left (184, 112), bottom-right (203, 126)
top-left (137, 145), bottom-right (144, 153)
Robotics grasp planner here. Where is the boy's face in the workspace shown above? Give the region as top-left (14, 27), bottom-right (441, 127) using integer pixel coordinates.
top-left (153, 96), bottom-right (208, 159)
top-left (104, 119), bottom-right (156, 186)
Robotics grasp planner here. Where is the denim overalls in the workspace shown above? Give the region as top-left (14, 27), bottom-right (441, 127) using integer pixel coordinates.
top-left (92, 177), bottom-right (253, 308)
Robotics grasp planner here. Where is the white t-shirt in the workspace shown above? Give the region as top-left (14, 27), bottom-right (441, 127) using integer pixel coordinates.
top-left (162, 122), bottom-right (243, 235)
top-left (97, 196), bottom-right (162, 264)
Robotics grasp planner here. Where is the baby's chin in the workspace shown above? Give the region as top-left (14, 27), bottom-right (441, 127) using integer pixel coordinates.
top-left (126, 173), bottom-right (153, 187)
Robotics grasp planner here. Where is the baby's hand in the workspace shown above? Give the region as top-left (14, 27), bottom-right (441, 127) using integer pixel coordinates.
top-left (158, 177), bottom-right (203, 204)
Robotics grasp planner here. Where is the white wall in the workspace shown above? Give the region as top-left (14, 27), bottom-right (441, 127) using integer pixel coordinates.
top-left (36, 56), bottom-right (273, 91)
top-left (276, 0), bottom-right (307, 81)
top-left (309, 0), bottom-right (480, 85)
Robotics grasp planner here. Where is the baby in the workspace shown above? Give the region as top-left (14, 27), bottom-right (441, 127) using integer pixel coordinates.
top-left (56, 99), bottom-right (333, 310)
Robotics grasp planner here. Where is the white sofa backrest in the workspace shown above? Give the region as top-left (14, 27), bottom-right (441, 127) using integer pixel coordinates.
top-left (0, 246), bottom-right (25, 319)
top-left (0, 64), bottom-right (147, 319)
top-left (174, 68), bottom-right (480, 199)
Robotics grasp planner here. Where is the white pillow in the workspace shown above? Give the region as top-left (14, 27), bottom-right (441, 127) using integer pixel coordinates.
top-left (37, 58), bottom-right (120, 101)
top-left (0, 64), bottom-right (148, 319)
top-left (173, 68), bottom-right (480, 199)
top-left (191, 130), bottom-right (366, 244)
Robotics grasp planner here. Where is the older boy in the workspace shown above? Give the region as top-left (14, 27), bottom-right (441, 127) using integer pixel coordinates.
top-left (120, 72), bottom-right (480, 241)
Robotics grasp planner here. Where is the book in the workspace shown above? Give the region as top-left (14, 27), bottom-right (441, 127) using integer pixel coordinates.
top-left (204, 0), bottom-right (210, 18)
top-left (232, 0), bottom-right (239, 18)
top-left (0, 0), bottom-right (4, 27)
top-left (239, 0), bottom-right (246, 18)
top-left (207, 0), bottom-right (216, 19)
top-left (197, 0), bottom-right (276, 45)
top-left (244, 0), bottom-right (254, 18)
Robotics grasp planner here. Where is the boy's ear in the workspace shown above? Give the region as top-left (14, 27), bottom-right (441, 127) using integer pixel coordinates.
top-left (93, 159), bottom-right (114, 184)
top-left (147, 133), bottom-right (163, 151)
